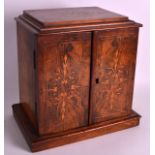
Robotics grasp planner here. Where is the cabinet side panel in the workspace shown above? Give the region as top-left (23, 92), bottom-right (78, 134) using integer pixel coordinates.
top-left (16, 20), bottom-right (37, 127)
top-left (37, 32), bottom-right (91, 135)
top-left (90, 27), bottom-right (139, 124)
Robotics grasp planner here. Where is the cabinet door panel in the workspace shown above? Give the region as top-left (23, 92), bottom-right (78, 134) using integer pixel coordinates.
top-left (37, 32), bottom-right (91, 135)
top-left (90, 28), bottom-right (138, 124)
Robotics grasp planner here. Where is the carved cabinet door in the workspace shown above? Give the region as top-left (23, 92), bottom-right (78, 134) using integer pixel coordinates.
top-left (90, 28), bottom-right (139, 124)
top-left (37, 32), bottom-right (91, 135)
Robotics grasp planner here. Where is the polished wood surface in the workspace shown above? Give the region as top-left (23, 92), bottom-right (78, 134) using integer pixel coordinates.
top-left (37, 32), bottom-right (91, 135)
top-left (90, 27), bottom-right (139, 124)
top-left (13, 104), bottom-right (141, 152)
top-left (16, 20), bottom-right (37, 127)
top-left (13, 7), bottom-right (142, 152)
top-left (23, 7), bottom-right (128, 27)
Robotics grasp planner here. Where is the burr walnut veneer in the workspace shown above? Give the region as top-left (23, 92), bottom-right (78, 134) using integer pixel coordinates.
top-left (12, 7), bottom-right (142, 152)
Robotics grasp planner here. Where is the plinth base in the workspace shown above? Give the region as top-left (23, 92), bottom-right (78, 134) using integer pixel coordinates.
top-left (12, 104), bottom-right (141, 152)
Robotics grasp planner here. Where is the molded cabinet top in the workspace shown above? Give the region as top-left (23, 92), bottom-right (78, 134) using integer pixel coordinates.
top-left (23, 7), bottom-right (129, 27)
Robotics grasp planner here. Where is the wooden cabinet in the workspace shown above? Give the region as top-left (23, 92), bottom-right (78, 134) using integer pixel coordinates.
top-left (12, 7), bottom-right (142, 152)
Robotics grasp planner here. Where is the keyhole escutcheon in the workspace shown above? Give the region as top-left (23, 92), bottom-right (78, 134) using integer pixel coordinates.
top-left (96, 78), bottom-right (99, 84)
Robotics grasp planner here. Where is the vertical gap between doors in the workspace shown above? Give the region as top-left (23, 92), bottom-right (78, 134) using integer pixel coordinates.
top-left (88, 31), bottom-right (94, 125)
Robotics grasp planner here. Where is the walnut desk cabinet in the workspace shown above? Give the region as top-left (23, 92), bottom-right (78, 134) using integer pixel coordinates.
top-left (12, 7), bottom-right (142, 152)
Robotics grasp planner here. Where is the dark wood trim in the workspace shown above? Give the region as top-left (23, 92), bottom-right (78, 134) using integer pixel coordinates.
top-left (16, 16), bottom-right (142, 35)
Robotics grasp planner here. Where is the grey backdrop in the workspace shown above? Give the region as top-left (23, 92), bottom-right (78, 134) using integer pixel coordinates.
top-left (4, 0), bottom-right (149, 155)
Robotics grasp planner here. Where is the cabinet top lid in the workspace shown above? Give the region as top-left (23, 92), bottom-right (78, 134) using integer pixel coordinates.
top-left (23, 7), bottom-right (129, 28)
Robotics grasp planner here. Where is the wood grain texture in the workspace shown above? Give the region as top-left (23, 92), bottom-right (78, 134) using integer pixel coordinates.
top-left (90, 27), bottom-right (139, 124)
top-left (16, 7), bottom-right (142, 34)
top-left (37, 32), bottom-right (91, 135)
top-left (16, 20), bottom-right (37, 127)
top-left (13, 7), bottom-right (142, 152)
top-left (23, 7), bottom-right (128, 27)
top-left (19, 15), bottom-right (142, 34)
top-left (13, 104), bottom-right (141, 152)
